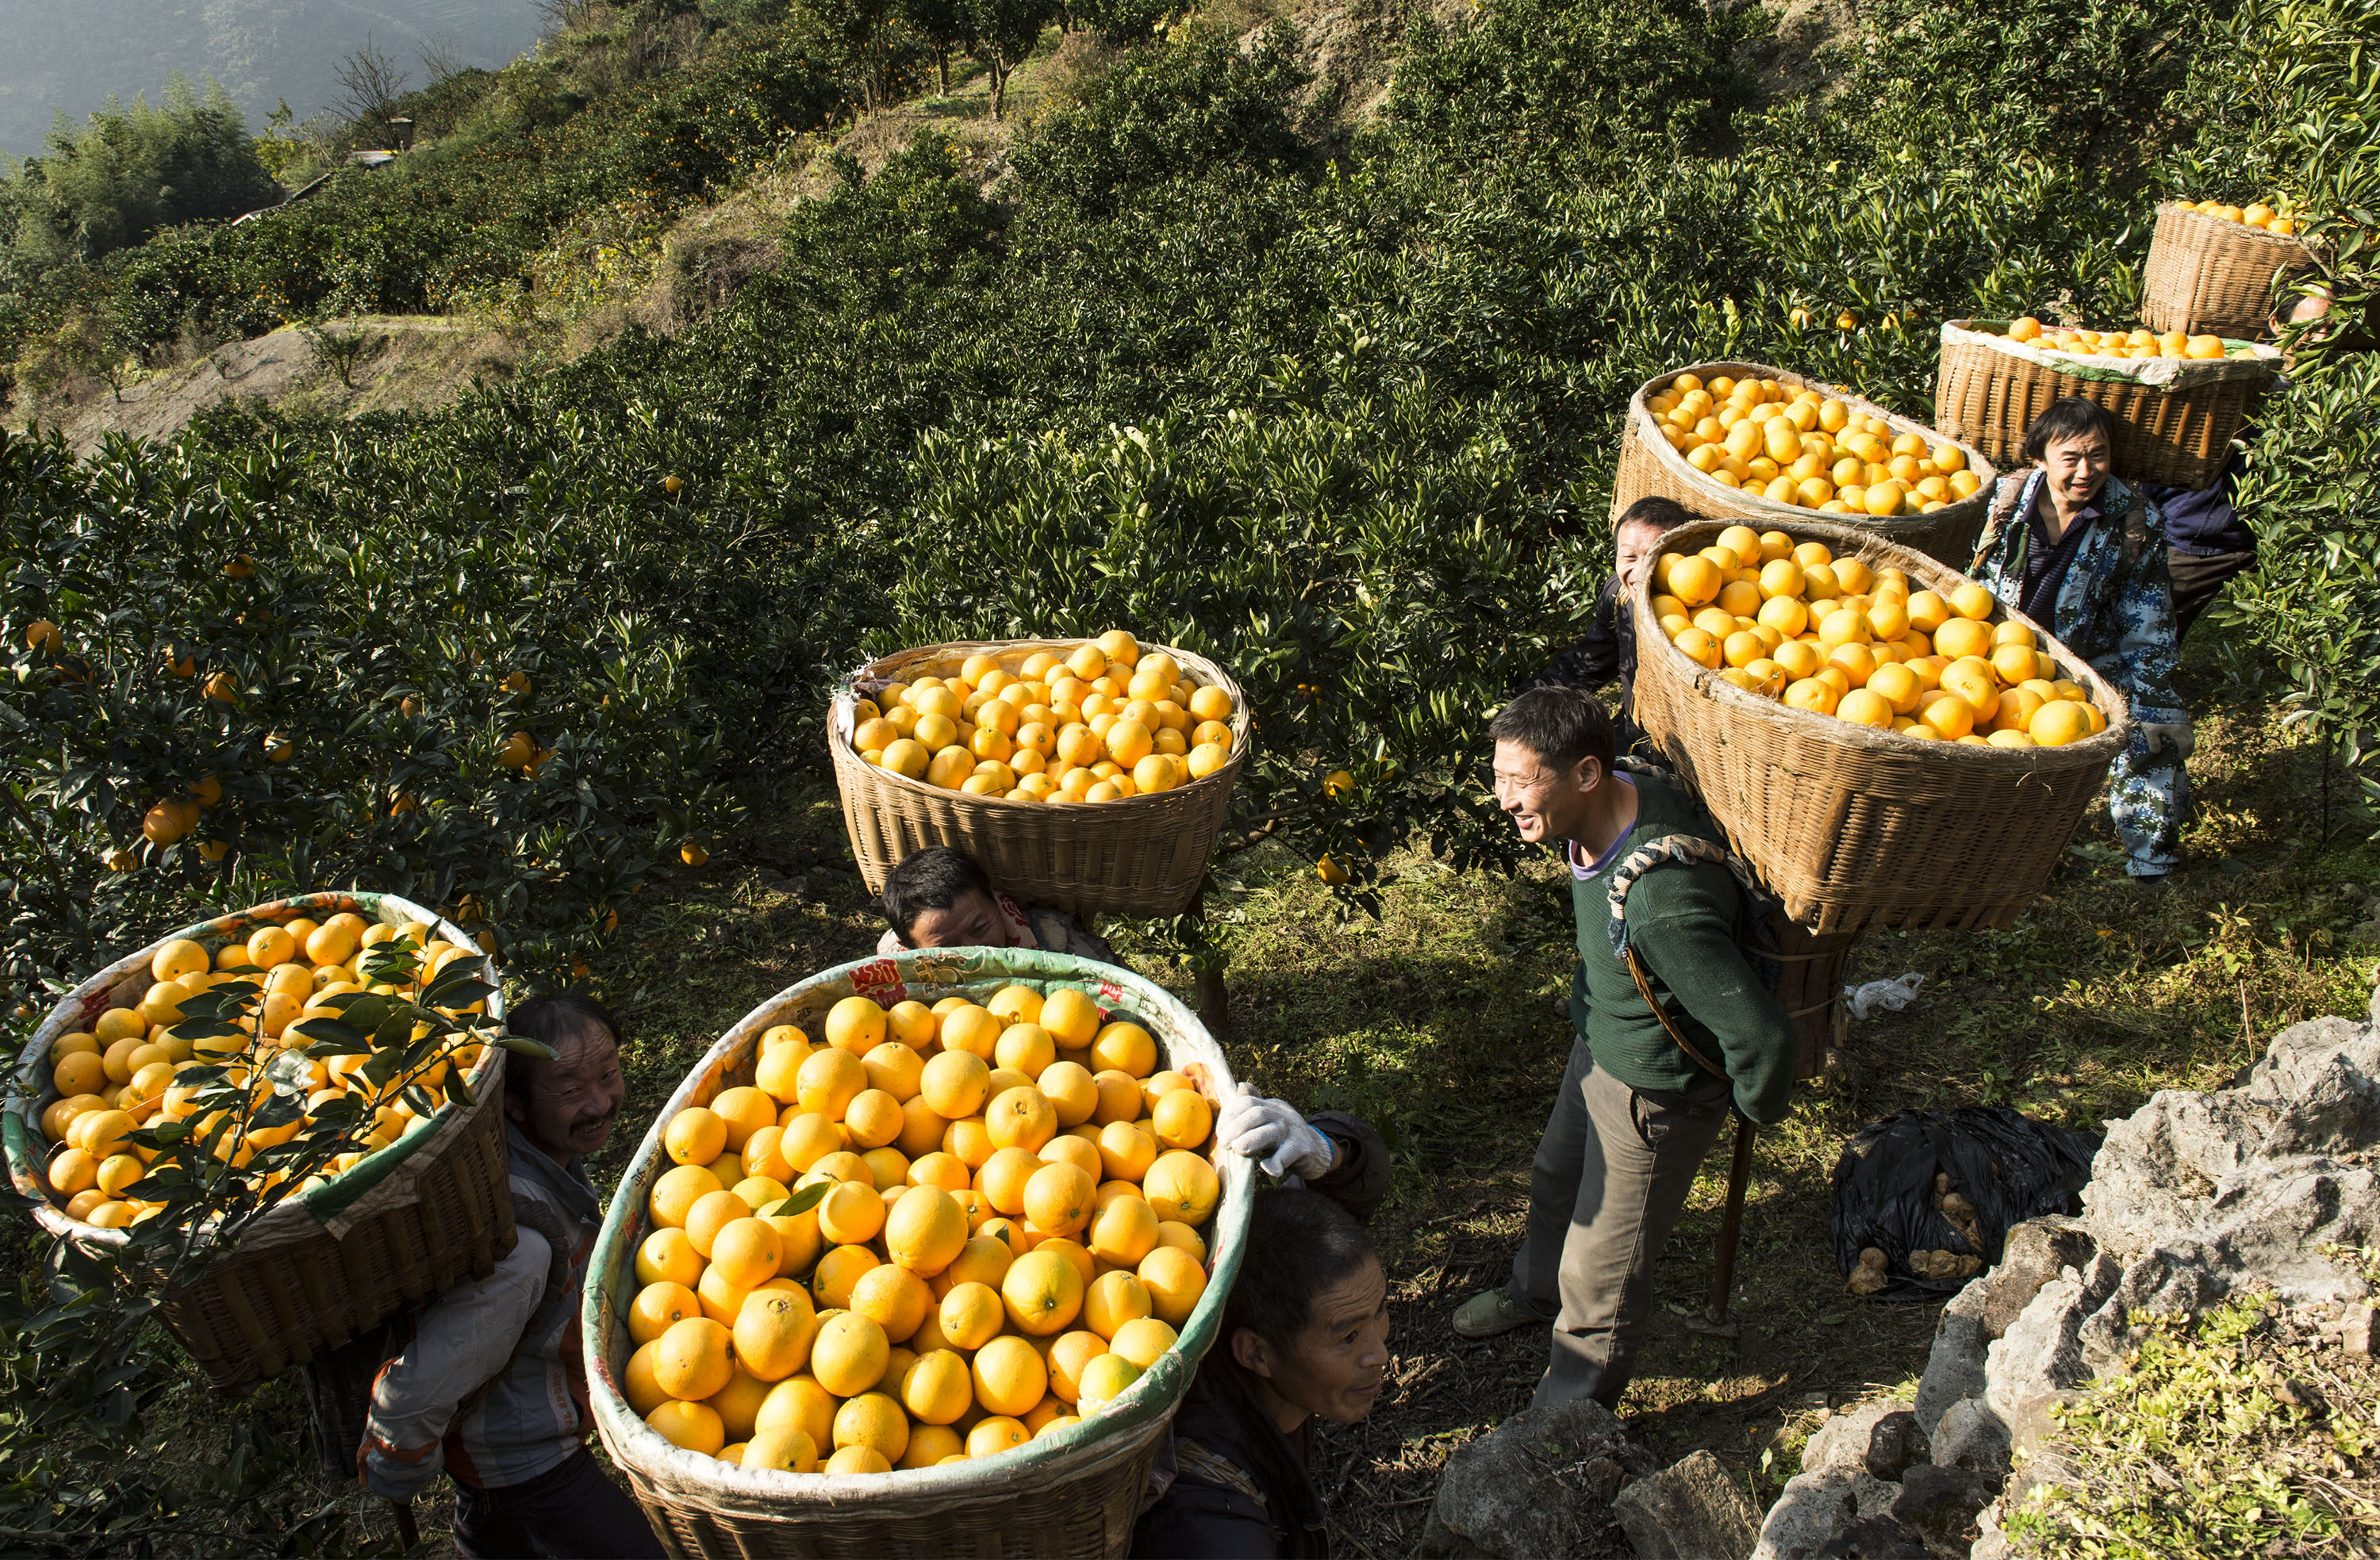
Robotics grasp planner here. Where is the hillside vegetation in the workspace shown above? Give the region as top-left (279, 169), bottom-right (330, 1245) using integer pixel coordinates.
top-left (1, 0), bottom-right (2378, 1548)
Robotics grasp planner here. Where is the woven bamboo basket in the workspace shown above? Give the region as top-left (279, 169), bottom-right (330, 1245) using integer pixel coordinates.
top-left (2141, 202), bottom-right (2313, 340)
top-left (1933, 320), bottom-right (2281, 490)
top-left (1775, 924), bottom-right (1858, 1080)
top-left (1, 892), bottom-right (513, 1389)
top-left (585, 947), bottom-right (1251, 1560)
top-left (1631, 520), bottom-right (2132, 934)
top-left (1606, 361), bottom-right (1998, 566)
top-left (831, 639), bottom-right (1251, 920)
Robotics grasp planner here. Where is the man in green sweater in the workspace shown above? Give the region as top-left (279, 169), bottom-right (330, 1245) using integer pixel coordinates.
top-left (1453, 685), bottom-right (1795, 1410)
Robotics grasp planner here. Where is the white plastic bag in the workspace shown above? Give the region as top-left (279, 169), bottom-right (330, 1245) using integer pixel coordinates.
top-left (1844, 972), bottom-right (1925, 1021)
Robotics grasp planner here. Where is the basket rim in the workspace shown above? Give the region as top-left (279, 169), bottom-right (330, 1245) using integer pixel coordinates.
top-left (1634, 517), bottom-right (2135, 764)
top-left (584, 946), bottom-right (1255, 1510)
top-left (1625, 359), bottom-right (1998, 532)
top-left (2153, 200), bottom-right (2317, 259)
top-left (2, 891), bottom-right (505, 1251)
top-left (831, 638), bottom-right (1251, 812)
top-left (1940, 318), bottom-right (2282, 381)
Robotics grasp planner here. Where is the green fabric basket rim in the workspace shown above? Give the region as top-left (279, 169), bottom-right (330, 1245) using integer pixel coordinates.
top-left (582, 945), bottom-right (1253, 1505)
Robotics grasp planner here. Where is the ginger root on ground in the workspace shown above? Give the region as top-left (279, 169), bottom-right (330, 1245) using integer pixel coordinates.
top-left (1846, 1246), bottom-right (1892, 1294)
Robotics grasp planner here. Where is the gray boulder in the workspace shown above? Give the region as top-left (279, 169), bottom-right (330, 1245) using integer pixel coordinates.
top-left (1911, 1280), bottom-right (1992, 1436)
top-left (1813, 1515), bottom-right (1934, 1559)
top-left (1418, 1395), bottom-right (1650, 1560)
top-left (1752, 1469), bottom-right (1860, 1560)
top-left (1929, 1397), bottom-right (2012, 1478)
top-left (1983, 1254), bottom-right (2119, 1423)
top-left (1801, 1399), bottom-right (1917, 1478)
top-left (1611, 1448), bottom-right (1760, 1560)
top-left (1891, 1463), bottom-right (1999, 1551)
top-left (1861, 1413), bottom-right (1929, 1482)
top-left (1979, 1217), bottom-right (2097, 1339)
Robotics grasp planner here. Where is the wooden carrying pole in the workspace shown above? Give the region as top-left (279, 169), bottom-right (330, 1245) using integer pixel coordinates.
top-left (1708, 1116), bottom-right (1756, 1324)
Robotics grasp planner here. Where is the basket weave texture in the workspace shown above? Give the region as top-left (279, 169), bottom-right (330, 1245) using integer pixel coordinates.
top-left (585, 948), bottom-right (1251, 1560)
top-left (1933, 320), bottom-right (2280, 490)
top-left (1, 893), bottom-right (514, 1389)
top-left (2141, 202), bottom-right (2313, 339)
top-left (831, 640), bottom-right (1250, 920)
top-left (1607, 361), bottom-right (1997, 566)
top-left (1631, 520), bottom-right (2132, 934)
top-left (1773, 924), bottom-right (1859, 1080)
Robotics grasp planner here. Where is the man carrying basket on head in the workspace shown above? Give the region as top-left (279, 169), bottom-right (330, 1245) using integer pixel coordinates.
top-left (1971, 397), bottom-right (2189, 886)
top-left (1449, 687), bottom-right (1796, 1410)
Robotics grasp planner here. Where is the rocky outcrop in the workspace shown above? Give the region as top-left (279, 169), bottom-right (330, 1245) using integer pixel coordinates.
top-left (1418, 1395), bottom-right (1654, 1559)
top-left (1752, 987), bottom-right (2380, 1558)
top-left (1611, 1449), bottom-right (1762, 1560)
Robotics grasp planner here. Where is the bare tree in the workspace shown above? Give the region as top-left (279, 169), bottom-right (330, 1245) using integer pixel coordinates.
top-left (335, 33), bottom-right (409, 132)
top-left (530, 0), bottom-right (599, 34)
top-left (417, 35), bottom-right (471, 85)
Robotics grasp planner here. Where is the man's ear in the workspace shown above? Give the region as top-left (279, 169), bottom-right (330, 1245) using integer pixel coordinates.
top-left (1572, 754), bottom-right (1604, 794)
top-left (1230, 1327), bottom-right (1275, 1382)
top-left (503, 1089), bottom-right (526, 1126)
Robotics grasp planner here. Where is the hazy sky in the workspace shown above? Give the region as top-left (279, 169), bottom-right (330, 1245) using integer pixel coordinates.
top-left (2, 0), bottom-right (544, 162)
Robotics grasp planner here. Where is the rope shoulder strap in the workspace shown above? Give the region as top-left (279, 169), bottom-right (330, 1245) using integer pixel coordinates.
top-left (1602, 834), bottom-right (1754, 1082)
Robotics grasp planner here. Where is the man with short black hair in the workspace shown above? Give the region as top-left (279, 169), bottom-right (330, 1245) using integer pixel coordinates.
top-left (361, 993), bottom-right (662, 1558)
top-left (1452, 687), bottom-right (1795, 1411)
top-left (1526, 496), bottom-right (1690, 756)
top-left (876, 845), bottom-right (1123, 967)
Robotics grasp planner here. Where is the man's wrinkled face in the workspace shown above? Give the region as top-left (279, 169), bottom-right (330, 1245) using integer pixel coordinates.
top-left (510, 1024), bottom-right (625, 1160)
top-left (1493, 738), bottom-right (1598, 845)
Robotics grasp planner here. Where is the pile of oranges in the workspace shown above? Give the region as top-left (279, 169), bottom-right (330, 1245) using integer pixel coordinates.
top-left (1644, 373), bottom-right (1983, 517)
top-left (850, 631), bottom-right (1237, 804)
top-left (38, 913), bottom-right (493, 1228)
top-left (625, 984), bottom-right (1222, 1475)
top-left (2179, 197), bottom-right (2298, 239)
top-left (1651, 527), bottom-right (2109, 747)
top-left (2001, 317), bottom-right (2231, 361)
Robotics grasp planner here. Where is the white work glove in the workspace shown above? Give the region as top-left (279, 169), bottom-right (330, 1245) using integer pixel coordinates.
top-left (1215, 1089), bottom-right (1336, 1179)
top-left (2141, 722), bottom-right (2194, 759)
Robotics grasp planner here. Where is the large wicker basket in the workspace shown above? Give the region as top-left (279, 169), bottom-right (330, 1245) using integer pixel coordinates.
top-left (2, 892), bottom-right (513, 1389)
top-left (1631, 520), bottom-right (2133, 934)
top-left (831, 639), bottom-right (1251, 920)
top-left (1934, 320), bottom-right (2280, 490)
top-left (2141, 202), bottom-right (2313, 340)
top-left (1608, 361), bottom-right (1998, 566)
top-left (585, 947), bottom-right (1252, 1560)
top-left (1775, 924), bottom-right (1857, 1079)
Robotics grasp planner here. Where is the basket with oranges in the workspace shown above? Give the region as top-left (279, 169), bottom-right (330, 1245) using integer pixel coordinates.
top-left (1629, 518), bottom-right (2132, 934)
top-left (587, 948), bottom-right (1248, 1555)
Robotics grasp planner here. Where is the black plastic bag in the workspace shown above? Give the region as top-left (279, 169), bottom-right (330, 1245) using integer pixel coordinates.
top-left (1830, 1106), bottom-right (2102, 1299)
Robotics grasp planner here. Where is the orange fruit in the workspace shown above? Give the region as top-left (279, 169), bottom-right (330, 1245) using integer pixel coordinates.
top-left (1046, 1329), bottom-right (1107, 1405)
top-left (994, 1023), bottom-right (1057, 1077)
top-left (1077, 1352), bottom-right (1144, 1411)
top-left (1038, 989), bottom-right (1102, 1050)
top-left (943, 1233), bottom-right (1016, 1291)
top-left (939, 1005), bottom-right (1002, 1060)
top-left (1088, 1071), bottom-right (1143, 1126)
top-left (734, 1288), bottom-right (819, 1382)
top-left (1138, 1246), bottom-right (1207, 1327)
top-left (685, 1189), bottom-right (754, 1258)
top-left (1041, 1133), bottom-right (1104, 1182)
top-left (862, 1041), bottom-right (924, 1103)
top-left (2029, 700), bottom-right (2093, 746)
top-left (697, 1264), bottom-right (754, 1327)
top-left (1920, 694), bottom-right (1976, 740)
top-left (711, 1087), bottom-right (777, 1151)
top-left (754, 1375), bottom-right (837, 1451)
top-left (825, 1443), bottom-right (892, 1474)
top-left (844, 1089), bottom-right (904, 1149)
top-left (624, 1340), bottom-right (670, 1416)
top-left (908, 1152), bottom-right (973, 1193)
top-left (1083, 1270), bottom-right (1153, 1340)
top-left (966, 1417), bottom-right (1029, 1458)
top-left (1142, 1152), bottom-right (1219, 1225)
top-left (817, 1180), bottom-right (889, 1247)
top-left (650, 1164), bottom-right (724, 1230)
top-left (1837, 688), bottom-right (1894, 728)
top-left (813, 1244), bottom-right (883, 1311)
top-left (920, 1050), bottom-right (992, 1119)
top-left (901, 1348), bottom-right (975, 1425)
top-left (943, 1116), bottom-right (995, 1168)
top-left (849, 1263), bottom-right (932, 1343)
top-left (1001, 1249), bottom-right (1085, 1336)
top-left (885, 1185), bottom-right (969, 1274)
top-left (757, 1043), bottom-right (808, 1104)
top-left (971, 1336), bottom-right (1049, 1417)
top-left (977, 1146), bottom-right (1043, 1216)
top-left (1150, 1090), bottom-right (1212, 1150)
top-left (826, 995), bottom-right (889, 1055)
top-left (1948, 583), bottom-right (1995, 620)
top-left (1155, 1222), bottom-right (1206, 1262)
top-left (812, 1312), bottom-right (892, 1398)
top-left (902, 1423), bottom-right (965, 1468)
top-left (1109, 1316), bottom-right (1179, 1369)
top-left (629, 1281), bottom-right (700, 1346)
top-left (797, 1048), bottom-right (868, 1118)
top-left (897, 1095), bottom-right (948, 1159)
top-left (708, 1366), bottom-right (773, 1441)
top-left (743, 1424), bottom-right (820, 1473)
top-left (1089, 1022), bottom-right (1157, 1078)
top-left (1096, 1121), bottom-right (1157, 1182)
top-left (709, 1217), bottom-right (785, 1290)
top-left (1023, 1161), bottom-right (1095, 1237)
top-left (986, 1087), bottom-right (1057, 1152)
top-left (647, 1399), bottom-right (725, 1455)
top-left (939, 1280), bottom-right (1007, 1349)
top-left (1088, 1194), bottom-right (1161, 1267)
top-left (653, 1317), bottom-right (735, 1401)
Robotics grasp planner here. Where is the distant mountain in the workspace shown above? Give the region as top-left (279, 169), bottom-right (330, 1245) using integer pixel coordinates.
top-left (0, 0), bottom-right (545, 162)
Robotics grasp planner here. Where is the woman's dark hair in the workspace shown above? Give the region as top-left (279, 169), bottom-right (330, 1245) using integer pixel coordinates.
top-left (2020, 397), bottom-right (2118, 465)
top-left (505, 991), bottom-right (620, 1113)
top-left (880, 846), bottom-right (995, 940)
top-left (1488, 684), bottom-right (1617, 776)
top-left (1199, 1189), bottom-right (1380, 1529)
top-left (1614, 496), bottom-right (1691, 538)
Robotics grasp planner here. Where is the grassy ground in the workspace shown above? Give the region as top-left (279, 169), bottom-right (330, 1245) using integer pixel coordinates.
top-left (24, 622), bottom-right (2372, 1554)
